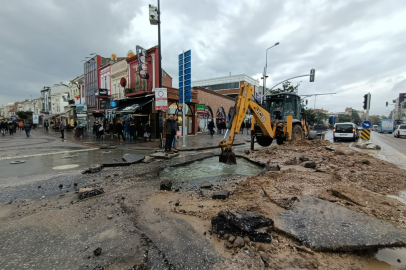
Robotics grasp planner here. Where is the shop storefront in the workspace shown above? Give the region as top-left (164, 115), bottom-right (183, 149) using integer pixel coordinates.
top-left (114, 97), bottom-right (155, 138)
top-left (168, 102), bottom-right (194, 135)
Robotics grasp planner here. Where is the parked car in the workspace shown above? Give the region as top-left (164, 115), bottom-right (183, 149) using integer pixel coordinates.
top-left (333, 122), bottom-right (359, 142)
top-left (394, 125), bottom-right (406, 138)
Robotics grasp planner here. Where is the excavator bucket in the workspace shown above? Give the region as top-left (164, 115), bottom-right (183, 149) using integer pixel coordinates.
top-left (219, 148), bottom-right (237, 165)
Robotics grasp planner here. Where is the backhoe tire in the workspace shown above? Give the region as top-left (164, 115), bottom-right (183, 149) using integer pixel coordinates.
top-left (276, 137), bottom-right (284, 145)
top-left (257, 136), bottom-right (273, 147)
top-left (291, 125), bottom-right (304, 142)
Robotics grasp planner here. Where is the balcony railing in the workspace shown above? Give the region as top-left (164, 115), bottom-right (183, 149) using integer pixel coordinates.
top-left (125, 80), bottom-right (153, 96)
top-left (111, 93), bottom-right (126, 100)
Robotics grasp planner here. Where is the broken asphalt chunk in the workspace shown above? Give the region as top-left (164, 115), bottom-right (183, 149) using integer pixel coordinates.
top-left (212, 190), bottom-right (230, 200)
top-left (81, 164), bottom-right (103, 174)
top-left (122, 154), bottom-right (145, 164)
top-left (160, 179), bottom-right (172, 191)
top-left (78, 188), bottom-right (104, 200)
top-left (211, 210), bottom-right (273, 243)
top-left (273, 196), bottom-right (406, 251)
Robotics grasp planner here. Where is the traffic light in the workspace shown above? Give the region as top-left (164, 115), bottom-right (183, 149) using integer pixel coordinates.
top-left (310, 69), bottom-right (315, 82)
top-left (386, 102), bottom-right (388, 107)
top-left (363, 94), bottom-right (368, 110)
top-left (363, 93), bottom-right (371, 110)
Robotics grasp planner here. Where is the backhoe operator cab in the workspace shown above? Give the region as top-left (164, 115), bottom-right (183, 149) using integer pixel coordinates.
top-left (253, 93), bottom-right (308, 146)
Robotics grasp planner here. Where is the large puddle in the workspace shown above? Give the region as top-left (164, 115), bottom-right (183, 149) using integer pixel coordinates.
top-left (159, 156), bottom-right (263, 181)
top-left (366, 248), bottom-right (406, 269)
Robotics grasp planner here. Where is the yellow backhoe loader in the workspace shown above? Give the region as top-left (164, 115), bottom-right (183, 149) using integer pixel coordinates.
top-left (219, 83), bottom-right (317, 164)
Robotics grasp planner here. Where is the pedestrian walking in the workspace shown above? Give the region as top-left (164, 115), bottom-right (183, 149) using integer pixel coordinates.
top-left (0, 120), bottom-right (7, 136)
top-left (8, 122), bottom-right (14, 135)
top-left (144, 122), bottom-right (151, 142)
top-left (60, 122), bottom-right (65, 139)
top-left (164, 114), bottom-right (178, 153)
top-left (23, 121), bottom-right (32, 137)
top-left (44, 120), bottom-right (49, 132)
top-left (123, 120), bottom-right (130, 140)
top-left (171, 117), bottom-right (180, 152)
top-left (13, 121), bottom-right (18, 133)
top-left (93, 122), bottom-right (98, 137)
top-left (18, 121), bottom-right (24, 131)
top-left (129, 122), bottom-right (136, 141)
top-left (241, 121), bottom-right (245, 134)
top-left (97, 123), bottom-right (104, 140)
top-left (108, 122), bottom-right (113, 138)
top-left (208, 120), bottom-right (215, 138)
top-left (116, 121), bottom-right (124, 141)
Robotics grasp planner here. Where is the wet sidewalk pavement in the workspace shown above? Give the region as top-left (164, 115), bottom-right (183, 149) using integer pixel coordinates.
top-left (38, 128), bottom-right (249, 151)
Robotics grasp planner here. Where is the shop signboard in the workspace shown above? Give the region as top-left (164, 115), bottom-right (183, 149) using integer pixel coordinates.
top-left (197, 104), bottom-right (205, 111)
top-left (32, 113), bottom-right (39, 124)
top-left (178, 50), bottom-right (192, 103)
top-left (76, 104), bottom-right (87, 118)
top-left (155, 88), bottom-right (168, 110)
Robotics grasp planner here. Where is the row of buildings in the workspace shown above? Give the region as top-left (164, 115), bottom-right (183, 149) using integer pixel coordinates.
top-left (388, 93), bottom-right (406, 125)
top-left (0, 46), bottom-right (261, 138)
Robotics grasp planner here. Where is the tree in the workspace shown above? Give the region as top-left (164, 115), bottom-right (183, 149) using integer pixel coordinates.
top-left (16, 111), bottom-right (32, 120)
top-left (368, 115), bottom-right (380, 125)
top-left (303, 109), bottom-right (317, 125)
top-left (351, 110), bottom-right (362, 125)
top-left (338, 114), bottom-right (351, 122)
top-left (270, 81), bottom-right (299, 94)
top-left (315, 111), bottom-right (329, 124)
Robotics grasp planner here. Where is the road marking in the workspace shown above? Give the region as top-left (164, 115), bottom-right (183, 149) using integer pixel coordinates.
top-left (0, 148), bottom-right (98, 161)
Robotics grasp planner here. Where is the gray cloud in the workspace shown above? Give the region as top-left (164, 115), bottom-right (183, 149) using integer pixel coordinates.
top-left (1, 0), bottom-right (405, 117)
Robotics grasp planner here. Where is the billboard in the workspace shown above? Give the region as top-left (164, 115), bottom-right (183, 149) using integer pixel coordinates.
top-left (32, 113), bottom-right (39, 124)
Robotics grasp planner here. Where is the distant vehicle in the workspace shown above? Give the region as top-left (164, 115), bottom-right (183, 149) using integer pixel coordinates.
top-left (333, 122), bottom-right (359, 142)
top-left (394, 125), bottom-right (406, 138)
top-left (378, 119), bottom-right (394, 133)
top-left (372, 125), bottom-right (378, 131)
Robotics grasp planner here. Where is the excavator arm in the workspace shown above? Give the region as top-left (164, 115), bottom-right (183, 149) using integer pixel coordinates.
top-left (219, 84), bottom-right (275, 164)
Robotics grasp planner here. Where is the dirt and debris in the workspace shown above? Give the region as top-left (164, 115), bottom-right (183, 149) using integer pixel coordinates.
top-left (153, 139), bottom-right (406, 269)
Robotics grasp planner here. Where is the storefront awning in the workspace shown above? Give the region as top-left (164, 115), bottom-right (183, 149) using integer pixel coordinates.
top-left (116, 100), bottom-right (153, 114)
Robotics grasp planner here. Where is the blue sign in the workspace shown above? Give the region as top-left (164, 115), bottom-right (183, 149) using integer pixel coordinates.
top-left (110, 101), bottom-right (117, 108)
top-left (178, 50), bottom-right (192, 103)
top-left (362, 120), bottom-right (372, 129)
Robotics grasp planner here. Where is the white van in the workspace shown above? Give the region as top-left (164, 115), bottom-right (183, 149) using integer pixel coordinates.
top-left (333, 122), bottom-right (359, 142)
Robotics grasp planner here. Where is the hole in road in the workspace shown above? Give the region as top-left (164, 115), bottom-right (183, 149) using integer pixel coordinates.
top-left (159, 156), bottom-right (263, 181)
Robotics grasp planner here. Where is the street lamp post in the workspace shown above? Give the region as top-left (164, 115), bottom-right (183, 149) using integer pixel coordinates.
top-left (262, 42), bottom-right (279, 104)
top-left (149, 0), bottom-right (164, 147)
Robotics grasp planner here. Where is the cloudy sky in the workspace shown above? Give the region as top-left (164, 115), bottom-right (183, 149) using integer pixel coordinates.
top-left (1, 0), bottom-right (405, 116)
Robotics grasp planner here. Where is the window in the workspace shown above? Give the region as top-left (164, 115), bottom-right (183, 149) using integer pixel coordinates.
top-left (200, 82), bottom-right (239, 91)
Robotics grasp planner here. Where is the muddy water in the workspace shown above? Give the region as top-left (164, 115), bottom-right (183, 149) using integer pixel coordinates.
top-left (387, 190), bottom-right (406, 205)
top-left (366, 248), bottom-right (406, 269)
top-left (159, 156), bottom-right (263, 180)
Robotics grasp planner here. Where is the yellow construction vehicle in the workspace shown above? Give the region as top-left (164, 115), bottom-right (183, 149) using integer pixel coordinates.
top-left (219, 83), bottom-right (317, 164)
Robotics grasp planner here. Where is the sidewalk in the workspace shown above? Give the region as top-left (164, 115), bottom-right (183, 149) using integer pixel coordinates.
top-left (38, 128), bottom-right (249, 151)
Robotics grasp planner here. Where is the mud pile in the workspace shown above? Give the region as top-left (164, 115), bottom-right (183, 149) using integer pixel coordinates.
top-left (164, 140), bottom-right (406, 269)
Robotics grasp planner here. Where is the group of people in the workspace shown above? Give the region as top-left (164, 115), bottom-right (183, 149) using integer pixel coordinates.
top-left (92, 120), bottom-right (152, 142)
top-left (0, 120), bottom-right (33, 137)
top-left (206, 119), bottom-right (251, 138)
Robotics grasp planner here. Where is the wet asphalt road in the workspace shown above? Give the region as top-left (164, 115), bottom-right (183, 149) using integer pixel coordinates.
top-left (370, 131), bottom-right (406, 170)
